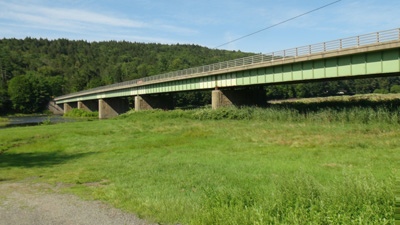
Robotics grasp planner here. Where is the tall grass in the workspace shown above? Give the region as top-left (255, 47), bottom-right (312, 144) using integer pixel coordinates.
top-left (122, 105), bottom-right (400, 124)
top-left (197, 172), bottom-right (393, 224)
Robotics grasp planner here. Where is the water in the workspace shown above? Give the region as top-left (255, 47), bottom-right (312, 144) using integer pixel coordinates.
top-left (0, 115), bottom-right (80, 129)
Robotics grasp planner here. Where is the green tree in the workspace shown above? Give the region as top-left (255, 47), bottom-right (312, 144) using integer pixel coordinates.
top-left (8, 73), bottom-right (51, 113)
top-left (0, 88), bottom-right (10, 114)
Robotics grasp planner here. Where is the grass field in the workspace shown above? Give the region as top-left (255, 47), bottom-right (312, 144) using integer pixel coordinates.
top-left (0, 96), bottom-right (399, 224)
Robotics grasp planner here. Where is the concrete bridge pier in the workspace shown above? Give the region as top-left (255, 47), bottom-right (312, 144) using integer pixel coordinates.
top-left (63, 102), bottom-right (77, 114)
top-left (78, 100), bottom-right (98, 112)
top-left (99, 98), bottom-right (130, 119)
top-left (212, 87), bottom-right (266, 109)
top-left (135, 94), bottom-right (174, 111)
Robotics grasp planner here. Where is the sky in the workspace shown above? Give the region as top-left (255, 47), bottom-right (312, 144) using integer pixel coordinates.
top-left (1, 0), bottom-right (400, 53)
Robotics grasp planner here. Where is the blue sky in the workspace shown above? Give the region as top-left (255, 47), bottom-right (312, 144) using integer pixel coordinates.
top-left (1, 0), bottom-right (400, 53)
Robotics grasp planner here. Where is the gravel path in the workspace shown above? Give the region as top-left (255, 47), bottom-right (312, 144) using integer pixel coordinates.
top-left (0, 181), bottom-right (154, 225)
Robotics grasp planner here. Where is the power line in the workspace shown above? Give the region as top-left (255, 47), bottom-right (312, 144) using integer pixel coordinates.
top-left (215, 0), bottom-right (342, 49)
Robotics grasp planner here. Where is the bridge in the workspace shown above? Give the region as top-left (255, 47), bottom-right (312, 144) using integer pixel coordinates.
top-left (53, 28), bottom-right (400, 119)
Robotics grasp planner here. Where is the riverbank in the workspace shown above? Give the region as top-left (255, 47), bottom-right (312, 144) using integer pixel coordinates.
top-left (0, 98), bottom-right (398, 224)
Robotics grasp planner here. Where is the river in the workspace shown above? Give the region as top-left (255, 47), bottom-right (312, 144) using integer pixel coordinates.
top-left (0, 115), bottom-right (80, 129)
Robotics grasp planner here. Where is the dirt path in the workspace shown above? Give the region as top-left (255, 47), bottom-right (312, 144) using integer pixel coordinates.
top-left (0, 181), bottom-right (154, 225)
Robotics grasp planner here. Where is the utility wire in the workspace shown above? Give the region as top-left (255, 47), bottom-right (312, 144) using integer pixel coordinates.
top-left (215, 0), bottom-right (342, 49)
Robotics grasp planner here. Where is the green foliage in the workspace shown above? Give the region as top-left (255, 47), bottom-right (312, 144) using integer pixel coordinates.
top-left (374, 88), bottom-right (389, 94)
top-left (390, 85), bottom-right (400, 93)
top-left (7, 73), bottom-right (52, 113)
top-left (0, 88), bottom-right (10, 114)
top-left (64, 108), bottom-right (98, 118)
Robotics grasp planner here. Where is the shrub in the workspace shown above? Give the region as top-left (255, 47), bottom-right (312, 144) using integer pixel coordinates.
top-left (390, 85), bottom-right (400, 93)
top-left (64, 108), bottom-right (99, 118)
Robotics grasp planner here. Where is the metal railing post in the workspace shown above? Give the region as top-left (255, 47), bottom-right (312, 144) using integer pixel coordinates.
top-left (377, 32), bottom-right (380, 43)
top-left (309, 45), bottom-right (311, 54)
top-left (340, 39), bottom-right (342, 49)
top-left (296, 48), bottom-right (298, 57)
top-left (357, 36), bottom-right (360, 47)
top-left (323, 42), bottom-right (326, 52)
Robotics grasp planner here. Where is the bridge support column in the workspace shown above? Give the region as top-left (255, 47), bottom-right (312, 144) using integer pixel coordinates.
top-left (78, 100), bottom-right (98, 112)
top-left (212, 88), bottom-right (266, 109)
top-left (63, 102), bottom-right (77, 114)
top-left (135, 94), bottom-right (174, 111)
top-left (99, 98), bottom-right (130, 119)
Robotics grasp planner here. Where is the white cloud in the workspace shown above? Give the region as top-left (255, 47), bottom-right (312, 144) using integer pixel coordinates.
top-left (0, 1), bottom-right (146, 29)
top-left (0, 1), bottom-right (197, 43)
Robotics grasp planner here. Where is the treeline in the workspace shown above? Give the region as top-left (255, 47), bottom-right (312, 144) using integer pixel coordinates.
top-left (1, 37), bottom-right (400, 114)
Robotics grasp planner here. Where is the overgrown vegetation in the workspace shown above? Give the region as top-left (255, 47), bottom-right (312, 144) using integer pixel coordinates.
top-left (0, 98), bottom-right (398, 224)
top-left (122, 95), bottom-right (400, 125)
top-left (64, 108), bottom-right (98, 118)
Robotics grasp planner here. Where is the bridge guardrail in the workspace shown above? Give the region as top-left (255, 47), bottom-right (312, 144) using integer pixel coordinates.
top-left (56, 28), bottom-right (400, 100)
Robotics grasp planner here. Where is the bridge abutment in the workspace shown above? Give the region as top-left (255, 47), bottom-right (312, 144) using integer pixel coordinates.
top-left (78, 100), bottom-right (98, 112)
top-left (212, 88), bottom-right (266, 109)
top-left (47, 100), bottom-right (64, 115)
top-left (99, 98), bottom-right (130, 119)
top-left (135, 94), bottom-right (174, 111)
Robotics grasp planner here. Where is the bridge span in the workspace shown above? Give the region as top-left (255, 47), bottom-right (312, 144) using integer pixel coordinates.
top-left (53, 28), bottom-right (400, 118)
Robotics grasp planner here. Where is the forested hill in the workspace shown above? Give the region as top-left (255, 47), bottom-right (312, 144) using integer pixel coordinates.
top-left (0, 38), bottom-right (251, 113)
top-left (1, 38), bottom-right (400, 114)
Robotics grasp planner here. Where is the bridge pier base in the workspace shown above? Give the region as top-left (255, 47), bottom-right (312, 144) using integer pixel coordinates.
top-left (78, 100), bottom-right (98, 112)
top-left (63, 102), bottom-right (77, 114)
top-left (99, 98), bottom-right (130, 119)
top-left (135, 94), bottom-right (174, 111)
top-left (212, 88), bottom-right (266, 109)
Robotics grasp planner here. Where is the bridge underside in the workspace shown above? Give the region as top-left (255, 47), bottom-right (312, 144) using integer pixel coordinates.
top-left (54, 46), bottom-right (400, 119)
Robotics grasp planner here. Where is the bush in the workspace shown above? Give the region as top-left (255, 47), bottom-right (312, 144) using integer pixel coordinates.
top-left (373, 88), bottom-right (389, 94)
top-left (64, 108), bottom-right (99, 118)
top-left (390, 85), bottom-right (400, 93)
